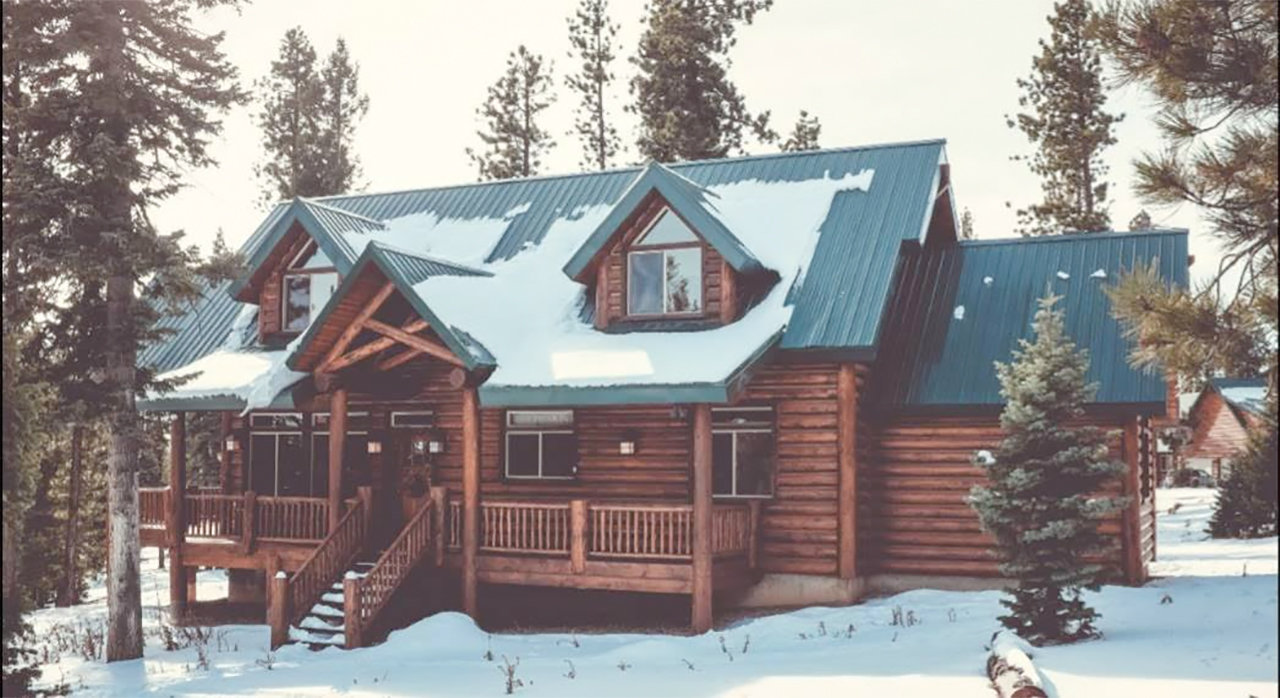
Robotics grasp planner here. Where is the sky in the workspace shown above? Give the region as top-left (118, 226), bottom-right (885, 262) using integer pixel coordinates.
top-left (153, 0), bottom-right (1221, 282)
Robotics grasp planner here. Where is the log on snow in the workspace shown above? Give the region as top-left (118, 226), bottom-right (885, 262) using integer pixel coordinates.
top-left (986, 631), bottom-right (1048, 698)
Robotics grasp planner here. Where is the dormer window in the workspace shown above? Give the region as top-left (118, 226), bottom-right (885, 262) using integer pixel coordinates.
top-left (282, 242), bottom-right (339, 333)
top-left (627, 208), bottom-right (703, 316)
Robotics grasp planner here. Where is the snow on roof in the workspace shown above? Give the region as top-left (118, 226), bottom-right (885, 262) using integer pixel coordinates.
top-left (410, 171), bottom-right (874, 389)
top-left (340, 202), bottom-right (531, 268)
top-left (1218, 383), bottom-right (1267, 415)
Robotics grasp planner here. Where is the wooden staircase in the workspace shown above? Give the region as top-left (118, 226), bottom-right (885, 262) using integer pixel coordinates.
top-left (270, 487), bottom-right (443, 650)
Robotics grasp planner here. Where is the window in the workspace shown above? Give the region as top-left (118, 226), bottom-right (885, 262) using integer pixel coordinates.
top-left (250, 413), bottom-right (303, 430)
top-left (312, 412), bottom-right (369, 499)
top-left (626, 209), bottom-right (703, 316)
top-left (505, 410), bottom-right (576, 479)
top-left (249, 431), bottom-right (307, 497)
top-left (711, 406), bottom-right (775, 498)
top-left (390, 411), bottom-right (435, 428)
top-left (281, 242), bottom-right (338, 333)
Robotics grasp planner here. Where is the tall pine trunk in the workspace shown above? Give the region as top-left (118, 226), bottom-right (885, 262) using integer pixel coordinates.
top-left (56, 424), bottom-right (84, 607)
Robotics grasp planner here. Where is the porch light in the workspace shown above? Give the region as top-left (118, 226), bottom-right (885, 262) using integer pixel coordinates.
top-left (427, 428), bottom-right (446, 454)
top-left (619, 429), bottom-right (639, 455)
top-left (367, 440), bottom-right (382, 455)
top-left (224, 435), bottom-right (239, 452)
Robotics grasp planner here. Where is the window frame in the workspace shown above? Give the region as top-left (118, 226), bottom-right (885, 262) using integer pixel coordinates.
top-left (280, 241), bottom-right (338, 335)
top-left (248, 430), bottom-right (304, 498)
top-left (711, 405), bottom-right (776, 499)
top-left (625, 208), bottom-right (705, 318)
top-left (389, 410), bottom-right (436, 429)
top-left (503, 410), bottom-right (577, 481)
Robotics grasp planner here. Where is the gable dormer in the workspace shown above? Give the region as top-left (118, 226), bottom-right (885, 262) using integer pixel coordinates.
top-left (564, 163), bottom-right (770, 331)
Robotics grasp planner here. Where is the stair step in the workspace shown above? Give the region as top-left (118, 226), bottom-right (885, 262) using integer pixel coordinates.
top-left (321, 591), bottom-right (344, 604)
top-left (288, 626), bottom-right (346, 647)
top-left (310, 603), bottom-right (344, 619)
top-left (300, 615), bottom-right (344, 632)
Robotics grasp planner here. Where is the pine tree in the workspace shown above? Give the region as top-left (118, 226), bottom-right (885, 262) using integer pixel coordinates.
top-left (1097, 0), bottom-right (1277, 389)
top-left (317, 38), bottom-right (369, 194)
top-left (255, 28), bottom-right (325, 202)
top-left (1009, 0), bottom-right (1122, 236)
top-left (780, 110), bottom-right (821, 152)
top-left (467, 46), bottom-right (556, 181)
top-left (631, 0), bottom-right (776, 162)
top-left (968, 294), bottom-right (1127, 645)
top-left (1128, 209), bottom-right (1152, 231)
top-left (1208, 405), bottom-right (1278, 538)
top-left (566, 0), bottom-right (621, 170)
top-left (17, 0), bottom-right (245, 660)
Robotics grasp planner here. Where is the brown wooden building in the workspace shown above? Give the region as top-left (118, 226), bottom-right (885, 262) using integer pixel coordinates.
top-left (137, 141), bottom-right (1184, 649)
top-left (1182, 378), bottom-right (1268, 479)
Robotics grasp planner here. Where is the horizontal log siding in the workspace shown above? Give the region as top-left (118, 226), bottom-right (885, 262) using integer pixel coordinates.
top-left (860, 414), bottom-right (1142, 579)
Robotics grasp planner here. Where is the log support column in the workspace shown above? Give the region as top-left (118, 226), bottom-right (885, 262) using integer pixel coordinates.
top-left (691, 404), bottom-right (713, 633)
top-left (328, 387), bottom-right (349, 534)
top-left (837, 364), bottom-right (858, 580)
top-left (1122, 417), bottom-right (1144, 585)
top-left (168, 412), bottom-right (188, 619)
top-left (461, 386), bottom-right (480, 619)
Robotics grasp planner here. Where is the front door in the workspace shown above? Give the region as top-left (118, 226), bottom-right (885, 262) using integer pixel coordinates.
top-left (381, 429), bottom-right (433, 536)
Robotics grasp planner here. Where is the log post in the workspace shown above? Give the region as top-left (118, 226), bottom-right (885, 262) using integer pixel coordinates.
top-left (343, 574), bottom-right (363, 649)
top-left (168, 412), bottom-right (188, 619)
top-left (219, 412), bottom-right (233, 493)
top-left (430, 486), bottom-right (446, 567)
top-left (570, 500), bottom-right (588, 574)
top-left (746, 500), bottom-right (762, 571)
top-left (242, 490), bottom-right (257, 554)
top-left (328, 387), bottom-right (349, 533)
top-left (461, 386), bottom-right (480, 618)
top-left (837, 364), bottom-right (858, 580)
top-left (593, 261), bottom-right (609, 329)
top-left (268, 571), bottom-right (289, 649)
top-left (691, 404), bottom-right (713, 633)
top-left (1122, 418), bottom-right (1144, 585)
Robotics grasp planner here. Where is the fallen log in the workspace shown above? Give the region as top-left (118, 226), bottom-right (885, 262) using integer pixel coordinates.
top-left (986, 631), bottom-right (1048, 698)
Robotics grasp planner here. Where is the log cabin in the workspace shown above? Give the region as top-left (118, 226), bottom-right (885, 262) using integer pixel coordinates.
top-left (137, 140), bottom-right (1186, 649)
top-left (1181, 377), bottom-right (1268, 480)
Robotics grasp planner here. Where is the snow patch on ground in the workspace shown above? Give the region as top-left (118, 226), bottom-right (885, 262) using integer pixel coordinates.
top-left (26, 496), bottom-right (1277, 697)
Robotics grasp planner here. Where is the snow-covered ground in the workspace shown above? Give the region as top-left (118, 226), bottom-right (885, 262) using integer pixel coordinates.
top-left (27, 488), bottom-right (1278, 697)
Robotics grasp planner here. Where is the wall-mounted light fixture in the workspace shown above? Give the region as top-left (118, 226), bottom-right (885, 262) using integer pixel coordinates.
top-left (427, 428), bottom-right (446, 454)
top-left (224, 435), bottom-right (239, 452)
top-left (367, 440), bottom-right (383, 455)
top-left (619, 429), bottom-right (639, 455)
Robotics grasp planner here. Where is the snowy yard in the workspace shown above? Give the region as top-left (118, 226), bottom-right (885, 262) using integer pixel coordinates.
top-left (28, 488), bottom-right (1278, 697)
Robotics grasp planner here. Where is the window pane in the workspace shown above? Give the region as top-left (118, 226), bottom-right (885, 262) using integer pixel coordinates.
top-left (712, 433), bottom-right (734, 496)
top-left (507, 410), bottom-right (573, 428)
top-left (312, 435), bottom-right (329, 497)
top-left (250, 434), bottom-right (277, 495)
top-left (628, 252), bottom-right (663, 315)
top-left (309, 272), bottom-right (339, 319)
top-left (391, 411), bottom-right (435, 428)
top-left (664, 248), bottom-right (702, 313)
top-left (541, 433), bottom-right (577, 478)
top-left (635, 209), bottom-right (698, 246)
top-left (734, 432), bottom-right (775, 496)
top-left (277, 433), bottom-right (308, 496)
top-left (283, 276), bottom-right (310, 332)
top-left (506, 434), bottom-right (540, 477)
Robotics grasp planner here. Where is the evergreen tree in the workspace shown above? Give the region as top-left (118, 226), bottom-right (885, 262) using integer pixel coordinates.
top-left (467, 46), bottom-right (556, 181)
top-left (317, 38), bottom-right (369, 194)
top-left (1098, 0), bottom-right (1277, 390)
top-left (1009, 0), bottom-right (1122, 235)
top-left (1208, 403), bottom-right (1278, 538)
top-left (1128, 209), bottom-right (1152, 231)
top-left (780, 110), bottom-right (821, 152)
top-left (960, 207), bottom-right (976, 239)
top-left (968, 294), bottom-right (1127, 645)
top-left (631, 0), bottom-right (776, 162)
top-left (566, 0), bottom-right (621, 170)
top-left (255, 28), bottom-right (325, 202)
top-left (16, 0), bottom-right (245, 660)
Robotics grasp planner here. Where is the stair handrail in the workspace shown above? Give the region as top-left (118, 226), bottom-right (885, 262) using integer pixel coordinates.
top-left (344, 495), bottom-right (437, 648)
top-left (284, 495), bottom-right (368, 629)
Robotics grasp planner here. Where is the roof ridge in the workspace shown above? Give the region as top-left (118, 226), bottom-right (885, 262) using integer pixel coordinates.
top-left (297, 197), bottom-right (388, 227)
top-left (366, 240), bottom-right (492, 277)
top-left (282, 138), bottom-right (948, 207)
top-left (957, 228), bottom-right (1189, 247)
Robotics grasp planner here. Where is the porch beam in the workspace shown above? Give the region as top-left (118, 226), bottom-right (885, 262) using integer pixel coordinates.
top-left (327, 388), bottom-right (349, 533)
top-left (318, 281), bottom-right (396, 370)
top-left (837, 364), bottom-right (858, 580)
top-left (375, 346), bottom-right (424, 371)
top-left (325, 318), bottom-right (428, 372)
top-left (168, 411), bottom-right (188, 619)
top-left (691, 404), bottom-right (713, 633)
top-left (461, 385), bottom-right (480, 618)
top-left (364, 318), bottom-right (466, 368)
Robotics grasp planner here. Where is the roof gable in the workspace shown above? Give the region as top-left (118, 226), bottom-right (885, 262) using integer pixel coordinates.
top-left (562, 162), bottom-right (764, 281)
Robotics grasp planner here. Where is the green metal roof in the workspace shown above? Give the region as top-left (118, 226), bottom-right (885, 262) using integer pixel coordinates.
top-left (875, 229), bottom-right (1189, 410)
top-left (142, 140), bottom-right (949, 385)
top-left (563, 161), bottom-right (764, 280)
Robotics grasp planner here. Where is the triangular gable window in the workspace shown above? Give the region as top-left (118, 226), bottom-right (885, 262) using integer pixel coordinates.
top-left (634, 208), bottom-right (699, 246)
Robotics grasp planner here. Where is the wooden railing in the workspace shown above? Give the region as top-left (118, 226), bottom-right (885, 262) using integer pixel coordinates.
top-left (481, 501), bottom-right (571, 554)
top-left (441, 496), bottom-right (759, 565)
top-left (590, 503), bottom-right (692, 560)
top-left (184, 493), bottom-right (245, 538)
top-left (139, 487), bottom-right (167, 528)
top-left (269, 488), bottom-right (372, 648)
top-left (255, 496), bottom-right (329, 543)
top-left (344, 488), bottom-right (442, 648)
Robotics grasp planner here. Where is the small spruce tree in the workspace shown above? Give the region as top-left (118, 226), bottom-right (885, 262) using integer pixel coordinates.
top-left (969, 293), bottom-right (1127, 645)
top-left (1208, 399), bottom-right (1278, 538)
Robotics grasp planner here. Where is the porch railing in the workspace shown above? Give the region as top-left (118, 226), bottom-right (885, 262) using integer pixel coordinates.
top-left (137, 487), bottom-right (336, 546)
top-left (139, 487), bottom-right (167, 528)
top-left (443, 496), bottom-right (759, 563)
